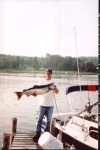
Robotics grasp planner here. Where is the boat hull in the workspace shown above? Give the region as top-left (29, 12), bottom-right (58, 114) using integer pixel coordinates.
top-left (61, 131), bottom-right (97, 150)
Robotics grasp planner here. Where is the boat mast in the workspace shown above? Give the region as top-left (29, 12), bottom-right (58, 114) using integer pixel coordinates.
top-left (74, 27), bottom-right (82, 102)
top-left (74, 27), bottom-right (80, 77)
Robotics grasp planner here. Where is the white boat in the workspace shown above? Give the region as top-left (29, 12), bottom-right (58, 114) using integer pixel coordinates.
top-left (42, 84), bottom-right (98, 150)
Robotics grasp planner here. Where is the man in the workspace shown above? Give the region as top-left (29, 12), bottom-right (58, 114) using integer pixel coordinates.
top-left (33, 68), bottom-right (59, 141)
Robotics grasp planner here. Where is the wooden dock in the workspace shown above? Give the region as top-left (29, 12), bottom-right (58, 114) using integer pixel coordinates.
top-left (10, 132), bottom-right (42, 149)
top-left (2, 118), bottom-right (43, 150)
top-left (2, 118), bottom-right (70, 150)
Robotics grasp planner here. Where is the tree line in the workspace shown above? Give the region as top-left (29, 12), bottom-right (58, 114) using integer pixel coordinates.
top-left (0, 53), bottom-right (98, 72)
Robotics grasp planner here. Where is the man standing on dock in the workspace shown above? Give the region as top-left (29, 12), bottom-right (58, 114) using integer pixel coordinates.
top-left (33, 68), bottom-right (59, 141)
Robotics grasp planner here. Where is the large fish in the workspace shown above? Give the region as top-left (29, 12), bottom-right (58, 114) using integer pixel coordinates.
top-left (14, 83), bottom-right (54, 100)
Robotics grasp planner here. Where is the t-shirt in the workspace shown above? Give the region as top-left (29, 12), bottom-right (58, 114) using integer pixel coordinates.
top-left (38, 78), bottom-right (57, 106)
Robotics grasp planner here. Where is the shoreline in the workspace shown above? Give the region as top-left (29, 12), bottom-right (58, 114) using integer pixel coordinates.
top-left (0, 69), bottom-right (98, 75)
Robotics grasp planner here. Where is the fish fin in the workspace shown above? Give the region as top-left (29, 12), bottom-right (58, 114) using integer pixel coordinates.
top-left (14, 92), bottom-right (22, 100)
top-left (25, 93), bottom-right (30, 97)
top-left (23, 89), bottom-right (26, 92)
top-left (33, 85), bottom-right (38, 88)
top-left (31, 92), bottom-right (37, 97)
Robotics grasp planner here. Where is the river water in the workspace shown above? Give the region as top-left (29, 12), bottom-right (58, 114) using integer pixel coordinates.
top-left (0, 73), bottom-right (98, 148)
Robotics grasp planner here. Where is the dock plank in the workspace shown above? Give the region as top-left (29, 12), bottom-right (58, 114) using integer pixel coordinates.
top-left (10, 132), bottom-right (43, 149)
top-left (10, 146), bottom-right (42, 150)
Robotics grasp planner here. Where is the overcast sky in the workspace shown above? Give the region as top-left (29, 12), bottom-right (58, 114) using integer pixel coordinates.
top-left (0, 0), bottom-right (98, 57)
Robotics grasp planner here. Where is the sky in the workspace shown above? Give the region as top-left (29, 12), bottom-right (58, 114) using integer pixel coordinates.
top-left (0, 0), bottom-right (98, 57)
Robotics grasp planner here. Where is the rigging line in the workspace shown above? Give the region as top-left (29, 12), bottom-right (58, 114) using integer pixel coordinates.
top-left (53, 0), bottom-right (61, 120)
top-left (74, 27), bottom-right (80, 77)
top-left (85, 63), bottom-right (91, 107)
top-left (67, 94), bottom-right (75, 117)
top-left (74, 27), bottom-right (83, 105)
top-left (53, 92), bottom-right (60, 119)
top-left (74, 27), bottom-right (87, 140)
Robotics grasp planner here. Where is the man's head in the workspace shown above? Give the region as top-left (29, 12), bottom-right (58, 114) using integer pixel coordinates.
top-left (46, 68), bottom-right (52, 74)
top-left (46, 68), bottom-right (52, 80)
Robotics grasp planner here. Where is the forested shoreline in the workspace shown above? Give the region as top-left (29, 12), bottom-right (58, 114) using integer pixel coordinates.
top-left (0, 53), bottom-right (97, 73)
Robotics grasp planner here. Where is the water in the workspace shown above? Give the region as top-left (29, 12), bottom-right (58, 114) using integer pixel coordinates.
top-left (0, 73), bottom-right (98, 148)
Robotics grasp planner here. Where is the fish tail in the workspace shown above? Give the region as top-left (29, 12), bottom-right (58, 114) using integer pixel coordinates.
top-left (14, 92), bottom-right (22, 100)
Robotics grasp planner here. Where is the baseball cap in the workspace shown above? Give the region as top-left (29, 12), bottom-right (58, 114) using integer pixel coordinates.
top-left (46, 68), bottom-right (52, 74)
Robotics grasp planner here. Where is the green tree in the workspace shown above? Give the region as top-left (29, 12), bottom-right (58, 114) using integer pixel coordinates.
top-left (85, 61), bottom-right (97, 72)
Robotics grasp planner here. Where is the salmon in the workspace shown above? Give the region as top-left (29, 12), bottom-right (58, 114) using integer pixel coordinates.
top-left (14, 83), bottom-right (54, 100)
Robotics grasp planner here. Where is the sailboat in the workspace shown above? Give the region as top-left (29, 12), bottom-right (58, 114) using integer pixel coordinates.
top-left (42, 84), bottom-right (98, 150)
top-left (52, 84), bottom-right (98, 149)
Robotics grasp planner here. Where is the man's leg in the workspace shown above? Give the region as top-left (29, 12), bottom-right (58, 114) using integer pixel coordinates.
top-left (45, 106), bottom-right (54, 132)
top-left (33, 106), bottom-right (46, 141)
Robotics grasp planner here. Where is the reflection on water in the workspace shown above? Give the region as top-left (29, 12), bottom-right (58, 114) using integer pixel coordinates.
top-left (0, 73), bottom-right (98, 148)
